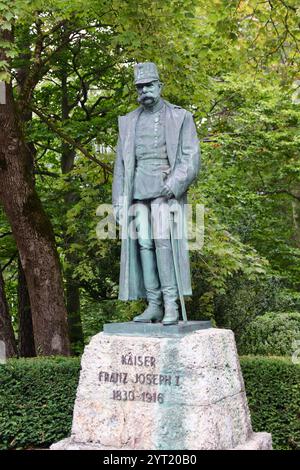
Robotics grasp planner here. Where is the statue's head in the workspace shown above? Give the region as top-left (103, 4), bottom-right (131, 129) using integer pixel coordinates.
top-left (134, 62), bottom-right (163, 107)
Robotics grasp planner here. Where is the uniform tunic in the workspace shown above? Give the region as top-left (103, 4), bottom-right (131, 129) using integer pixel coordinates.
top-left (133, 101), bottom-right (170, 200)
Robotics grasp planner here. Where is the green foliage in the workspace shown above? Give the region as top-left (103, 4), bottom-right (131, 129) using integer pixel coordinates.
top-left (0, 357), bottom-right (80, 449)
top-left (214, 275), bottom-right (282, 337)
top-left (187, 197), bottom-right (268, 322)
top-left (0, 356), bottom-right (299, 450)
top-left (238, 312), bottom-right (300, 356)
top-left (1, 0), bottom-right (300, 352)
top-left (0, 3), bottom-right (14, 81)
top-left (241, 356), bottom-right (300, 450)
top-left (200, 77), bottom-right (300, 286)
top-left (0, 2), bottom-right (299, 453)
top-left (80, 297), bottom-right (145, 343)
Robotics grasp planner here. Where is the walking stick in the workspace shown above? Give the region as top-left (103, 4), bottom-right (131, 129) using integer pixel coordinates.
top-left (169, 207), bottom-right (188, 323)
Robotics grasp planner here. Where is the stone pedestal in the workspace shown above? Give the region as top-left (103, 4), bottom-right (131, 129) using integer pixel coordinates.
top-left (51, 325), bottom-right (272, 450)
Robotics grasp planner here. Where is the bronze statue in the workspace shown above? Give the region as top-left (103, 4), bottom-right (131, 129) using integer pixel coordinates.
top-left (112, 62), bottom-right (200, 325)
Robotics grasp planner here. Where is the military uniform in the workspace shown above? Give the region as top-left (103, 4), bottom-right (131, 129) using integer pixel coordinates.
top-left (112, 63), bottom-right (200, 324)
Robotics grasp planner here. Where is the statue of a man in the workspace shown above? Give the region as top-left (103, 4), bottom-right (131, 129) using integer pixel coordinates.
top-left (112, 62), bottom-right (200, 325)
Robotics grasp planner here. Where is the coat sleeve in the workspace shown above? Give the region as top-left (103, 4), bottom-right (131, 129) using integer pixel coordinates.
top-left (112, 128), bottom-right (125, 224)
top-left (165, 111), bottom-right (200, 200)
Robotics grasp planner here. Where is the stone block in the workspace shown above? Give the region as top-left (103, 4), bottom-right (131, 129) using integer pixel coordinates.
top-left (51, 327), bottom-right (272, 450)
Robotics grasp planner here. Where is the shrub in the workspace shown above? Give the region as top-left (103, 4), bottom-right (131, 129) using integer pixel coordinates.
top-left (0, 357), bottom-right (80, 450)
top-left (240, 356), bottom-right (300, 450)
top-left (214, 275), bottom-right (288, 340)
top-left (238, 311), bottom-right (300, 355)
top-left (0, 356), bottom-right (299, 450)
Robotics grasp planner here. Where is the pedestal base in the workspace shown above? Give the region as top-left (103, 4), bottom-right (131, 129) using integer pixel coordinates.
top-left (51, 326), bottom-right (272, 450)
top-left (51, 431), bottom-right (272, 450)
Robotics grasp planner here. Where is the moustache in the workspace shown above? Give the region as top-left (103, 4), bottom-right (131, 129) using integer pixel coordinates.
top-left (137, 94), bottom-right (154, 103)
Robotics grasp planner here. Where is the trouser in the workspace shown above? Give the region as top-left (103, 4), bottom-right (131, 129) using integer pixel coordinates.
top-left (133, 197), bottom-right (178, 307)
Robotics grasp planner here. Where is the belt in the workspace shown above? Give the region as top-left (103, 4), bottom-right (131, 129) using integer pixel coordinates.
top-left (136, 158), bottom-right (169, 167)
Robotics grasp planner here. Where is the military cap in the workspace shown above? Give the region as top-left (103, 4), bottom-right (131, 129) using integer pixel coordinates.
top-left (134, 62), bottom-right (160, 84)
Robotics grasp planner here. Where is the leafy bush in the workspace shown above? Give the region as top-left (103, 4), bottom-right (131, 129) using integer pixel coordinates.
top-left (214, 274), bottom-right (283, 337)
top-left (0, 357), bottom-right (80, 450)
top-left (0, 356), bottom-right (299, 450)
top-left (241, 356), bottom-right (300, 450)
top-left (238, 312), bottom-right (300, 356)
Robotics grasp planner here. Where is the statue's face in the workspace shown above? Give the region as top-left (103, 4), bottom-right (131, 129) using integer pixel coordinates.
top-left (136, 80), bottom-right (162, 107)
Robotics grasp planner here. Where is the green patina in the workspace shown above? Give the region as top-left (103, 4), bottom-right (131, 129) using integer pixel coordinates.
top-left (155, 340), bottom-right (186, 450)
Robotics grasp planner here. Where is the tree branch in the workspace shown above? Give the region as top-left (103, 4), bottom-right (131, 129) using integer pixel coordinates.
top-left (34, 169), bottom-right (60, 178)
top-left (258, 189), bottom-right (300, 201)
top-left (277, 0), bottom-right (297, 11)
top-left (0, 232), bottom-right (12, 239)
top-left (19, 18), bottom-right (46, 104)
top-left (1, 252), bottom-right (17, 272)
top-left (35, 142), bottom-right (61, 155)
top-left (30, 105), bottom-right (112, 172)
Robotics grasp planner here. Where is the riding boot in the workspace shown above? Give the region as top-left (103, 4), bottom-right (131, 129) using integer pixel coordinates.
top-left (155, 247), bottom-right (179, 325)
top-left (133, 248), bottom-right (163, 323)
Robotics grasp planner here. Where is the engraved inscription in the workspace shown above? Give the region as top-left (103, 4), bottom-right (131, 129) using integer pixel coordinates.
top-left (112, 390), bottom-right (164, 403)
top-left (98, 354), bottom-right (182, 404)
top-left (132, 373), bottom-right (180, 386)
top-left (121, 354), bottom-right (156, 367)
top-left (99, 371), bottom-right (128, 384)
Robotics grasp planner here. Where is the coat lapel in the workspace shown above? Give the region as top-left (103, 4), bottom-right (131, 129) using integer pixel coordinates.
top-left (165, 102), bottom-right (186, 169)
top-left (121, 107), bottom-right (142, 173)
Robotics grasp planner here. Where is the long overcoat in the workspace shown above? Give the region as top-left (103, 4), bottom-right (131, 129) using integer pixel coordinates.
top-left (112, 100), bottom-right (200, 300)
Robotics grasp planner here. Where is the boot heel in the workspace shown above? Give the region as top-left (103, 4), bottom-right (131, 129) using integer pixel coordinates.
top-left (152, 317), bottom-right (163, 323)
top-left (162, 319), bottom-right (178, 326)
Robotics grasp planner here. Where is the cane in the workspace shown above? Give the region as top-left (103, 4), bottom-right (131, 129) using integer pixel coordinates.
top-left (169, 207), bottom-right (188, 323)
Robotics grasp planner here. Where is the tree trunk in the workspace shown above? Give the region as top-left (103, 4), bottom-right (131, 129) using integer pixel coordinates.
top-left (18, 258), bottom-right (36, 357)
top-left (291, 186), bottom-right (300, 249)
top-left (66, 271), bottom-right (83, 354)
top-left (14, 35), bottom-right (37, 358)
top-left (61, 68), bottom-right (84, 353)
top-left (0, 267), bottom-right (17, 358)
top-left (0, 79), bottom-right (70, 356)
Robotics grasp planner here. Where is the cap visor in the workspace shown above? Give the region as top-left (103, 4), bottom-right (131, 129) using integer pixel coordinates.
top-left (135, 78), bottom-right (159, 85)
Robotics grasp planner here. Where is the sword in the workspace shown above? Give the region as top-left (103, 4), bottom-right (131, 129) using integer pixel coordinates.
top-left (169, 205), bottom-right (188, 323)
